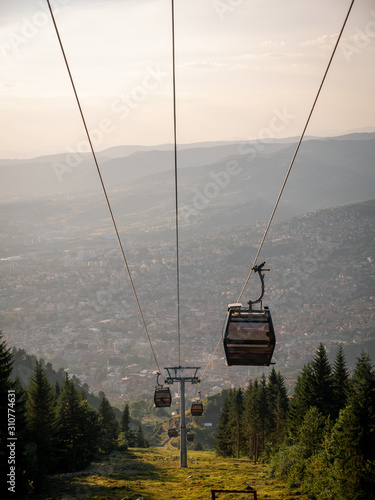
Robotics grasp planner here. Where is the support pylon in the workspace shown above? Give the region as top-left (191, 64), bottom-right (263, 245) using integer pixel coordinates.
top-left (164, 366), bottom-right (200, 468)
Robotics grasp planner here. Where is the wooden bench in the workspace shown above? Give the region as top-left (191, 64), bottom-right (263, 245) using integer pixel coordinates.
top-left (211, 488), bottom-right (258, 499)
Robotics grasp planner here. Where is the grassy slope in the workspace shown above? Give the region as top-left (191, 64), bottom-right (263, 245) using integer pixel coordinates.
top-left (40, 448), bottom-right (309, 500)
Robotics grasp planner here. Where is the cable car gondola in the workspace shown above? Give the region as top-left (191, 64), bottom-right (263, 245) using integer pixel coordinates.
top-left (223, 262), bottom-right (276, 366)
top-left (191, 401), bottom-right (203, 416)
top-left (154, 386), bottom-right (172, 407)
top-left (187, 431), bottom-right (194, 442)
top-left (154, 373), bottom-right (172, 408)
top-left (168, 427), bottom-right (178, 438)
top-left (191, 391), bottom-right (204, 416)
top-left (191, 389), bottom-right (203, 416)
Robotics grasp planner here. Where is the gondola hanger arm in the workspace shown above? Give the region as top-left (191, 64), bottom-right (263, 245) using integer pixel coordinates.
top-left (249, 261), bottom-right (269, 308)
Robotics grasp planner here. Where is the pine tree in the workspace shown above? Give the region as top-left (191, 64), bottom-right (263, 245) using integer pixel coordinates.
top-left (55, 374), bottom-right (81, 471)
top-left (325, 352), bottom-right (375, 500)
top-left (136, 423), bottom-right (148, 448)
top-left (310, 343), bottom-right (334, 418)
top-left (120, 402), bottom-right (131, 434)
top-left (228, 388), bottom-right (243, 458)
top-left (267, 368), bottom-right (278, 407)
top-left (289, 344), bottom-right (334, 435)
top-left (277, 406), bottom-right (331, 493)
top-left (288, 363), bottom-right (314, 436)
top-left (297, 406), bottom-right (328, 457)
top-left (331, 344), bottom-right (350, 419)
top-left (119, 402), bottom-right (136, 447)
top-left (26, 360), bottom-right (56, 485)
top-left (0, 332), bottom-right (14, 481)
top-left (351, 351), bottom-right (375, 401)
top-left (55, 380), bottom-right (61, 400)
top-left (78, 398), bottom-right (101, 465)
top-left (258, 373), bottom-right (270, 451)
top-left (99, 396), bottom-right (119, 453)
top-left (243, 379), bottom-right (263, 462)
top-left (215, 390), bottom-right (232, 457)
top-left (267, 368), bottom-right (289, 445)
top-left (55, 375), bottom-right (100, 471)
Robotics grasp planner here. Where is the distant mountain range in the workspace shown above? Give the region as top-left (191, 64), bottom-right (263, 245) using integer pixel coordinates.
top-left (1, 132), bottom-right (374, 233)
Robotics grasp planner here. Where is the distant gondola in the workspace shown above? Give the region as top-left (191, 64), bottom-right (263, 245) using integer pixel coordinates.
top-left (187, 431), bottom-right (194, 442)
top-left (223, 262), bottom-right (276, 366)
top-left (191, 400), bottom-right (203, 416)
top-left (168, 427), bottom-right (178, 438)
top-left (154, 386), bottom-right (172, 407)
top-left (154, 373), bottom-right (172, 407)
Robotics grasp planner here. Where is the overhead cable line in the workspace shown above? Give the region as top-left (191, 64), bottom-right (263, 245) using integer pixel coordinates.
top-left (237, 0), bottom-right (356, 303)
top-left (201, 0), bottom-right (356, 378)
top-left (200, 316), bottom-right (227, 379)
top-left (45, 0), bottom-right (162, 375)
top-left (171, 0), bottom-right (182, 369)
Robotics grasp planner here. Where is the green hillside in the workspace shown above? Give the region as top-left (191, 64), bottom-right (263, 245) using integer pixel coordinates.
top-left (41, 447), bottom-right (309, 500)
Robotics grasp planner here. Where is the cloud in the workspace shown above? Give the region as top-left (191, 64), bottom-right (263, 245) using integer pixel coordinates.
top-left (0, 0), bottom-right (374, 157)
top-left (182, 61), bottom-right (236, 70)
top-left (301, 33), bottom-right (338, 48)
top-left (238, 51), bottom-right (308, 62)
top-left (181, 50), bottom-right (307, 72)
top-left (260, 40), bottom-right (289, 47)
top-left (262, 52), bottom-right (305, 59)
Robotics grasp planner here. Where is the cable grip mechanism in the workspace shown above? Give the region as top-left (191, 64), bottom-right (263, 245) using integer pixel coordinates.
top-left (248, 261), bottom-right (270, 309)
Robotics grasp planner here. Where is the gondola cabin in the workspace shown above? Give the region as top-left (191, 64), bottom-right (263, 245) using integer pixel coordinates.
top-left (187, 431), bottom-right (194, 442)
top-left (154, 386), bottom-right (172, 408)
top-left (191, 401), bottom-right (203, 416)
top-left (168, 427), bottom-right (178, 438)
top-left (223, 303), bottom-right (275, 366)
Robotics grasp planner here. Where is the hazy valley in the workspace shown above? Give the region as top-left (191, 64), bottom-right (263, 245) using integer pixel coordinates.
top-left (0, 133), bottom-right (374, 403)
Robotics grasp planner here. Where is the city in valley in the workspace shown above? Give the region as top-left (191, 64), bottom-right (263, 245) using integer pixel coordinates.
top-left (1, 191), bottom-right (374, 405)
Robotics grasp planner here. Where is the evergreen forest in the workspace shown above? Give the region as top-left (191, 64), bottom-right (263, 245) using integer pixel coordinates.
top-left (0, 332), bottom-right (148, 496)
top-left (1, 330), bottom-right (375, 499)
top-left (215, 343), bottom-right (375, 500)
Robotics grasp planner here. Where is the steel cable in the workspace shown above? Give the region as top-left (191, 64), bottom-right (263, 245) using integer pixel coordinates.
top-left (237, 0), bottom-right (356, 303)
top-left (171, 0), bottom-right (181, 369)
top-left (46, 0), bottom-right (162, 375)
top-left (202, 0), bottom-right (356, 378)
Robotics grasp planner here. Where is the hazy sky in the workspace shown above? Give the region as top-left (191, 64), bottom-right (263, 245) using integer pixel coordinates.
top-left (1, 0), bottom-right (374, 158)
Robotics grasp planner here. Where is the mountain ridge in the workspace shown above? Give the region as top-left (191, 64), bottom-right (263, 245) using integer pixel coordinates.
top-left (1, 133), bottom-right (374, 237)
top-left (1, 132), bottom-right (374, 203)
